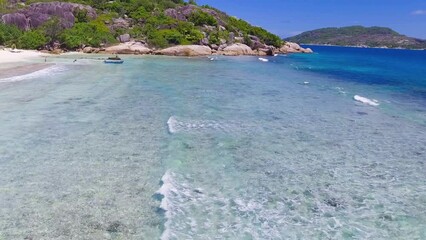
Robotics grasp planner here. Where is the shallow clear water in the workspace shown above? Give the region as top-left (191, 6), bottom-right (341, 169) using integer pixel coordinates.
top-left (0, 48), bottom-right (425, 239)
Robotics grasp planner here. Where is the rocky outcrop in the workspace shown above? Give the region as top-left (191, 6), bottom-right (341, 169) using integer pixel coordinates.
top-left (1, 2), bottom-right (96, 30)
top-left (118, 34), bottom-right (131, 43)
top-left (155, 45), bottom-right (212, 56)
top-left (82, 46), bottom-right (100, 53)
top-left (164, 5), bottom-right (226, 26)
top-left (256, 48), bottom-right (275, 56)
top-left (109, 17), bottom-right (131, 32)
top-left (104, 41), bottom-right (152, 54)
top-left (219, 43), bottom-right (254, 56)
top-left (278, 42), bottom-right (313, 54)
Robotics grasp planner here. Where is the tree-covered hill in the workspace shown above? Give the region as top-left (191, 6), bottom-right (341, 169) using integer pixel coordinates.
top-left (0, 0), bottom-right (283, 51)
top-left (285, 26), bottom-right (426, 50)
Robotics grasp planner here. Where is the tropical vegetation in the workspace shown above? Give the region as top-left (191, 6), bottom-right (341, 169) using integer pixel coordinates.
top-left (0, 0), bottom-right (283, 50)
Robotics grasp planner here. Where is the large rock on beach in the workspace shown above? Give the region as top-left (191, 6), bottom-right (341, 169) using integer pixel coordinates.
top-left (156, 45), bottom-right (212, 56)
top-left (82, 46), bottom-right (100, 53)
top-left (1, 2), bottom-right (96, 30)
top-left (278, 42), bottom-right (313, 54)
top-left (104, 41), bottom-right (152, 54)
top-left (220, 43), bottom-right (254, 56)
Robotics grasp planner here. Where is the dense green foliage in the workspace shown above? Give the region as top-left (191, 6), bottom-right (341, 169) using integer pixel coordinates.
top-left (18, 30), bottom-right (47, 49)
top-left (286, 26), bottom-right (426, 49)
top-left (188, 10), bottom-right (217, 26)
top-left (0, 23), bottom-right (22, 46)
top-left (0, 23), bottom-right (48, 49)
top-left (226, 17), bottom-right (282, 47)
top-left (60, 21), bottom-right (116, 49)
top-left (1, 0), bottom-right (284, 49)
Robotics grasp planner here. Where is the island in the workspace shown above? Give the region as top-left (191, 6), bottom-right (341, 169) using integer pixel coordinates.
top-left (285, 26), bottom-right (426, 50)
top-left (0, 0), bottom-right (312, 56)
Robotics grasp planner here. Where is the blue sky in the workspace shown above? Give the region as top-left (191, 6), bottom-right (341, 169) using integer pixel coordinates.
top-left (196, 0), bottom-right (426, 39)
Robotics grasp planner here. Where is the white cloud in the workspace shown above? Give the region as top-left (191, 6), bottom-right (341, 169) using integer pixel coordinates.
top-left (411, 10), bottom-right (426, 15)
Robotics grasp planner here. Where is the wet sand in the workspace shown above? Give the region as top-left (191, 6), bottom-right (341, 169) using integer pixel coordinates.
top-left (0, 63), bottom-right (55, 79)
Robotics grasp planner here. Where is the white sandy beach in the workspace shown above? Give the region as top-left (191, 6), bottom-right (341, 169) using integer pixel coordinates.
top-left (0, 49), bottom-right (47, 64)
top-left (0, 49), bottom-right (53, 79)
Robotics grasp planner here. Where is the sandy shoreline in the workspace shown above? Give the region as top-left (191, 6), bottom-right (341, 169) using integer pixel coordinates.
top-left (0, 63), bottom-right (55, 79)
top-left (0, 49), bottom-right (53, 80)
top-left (0, 49), bottom-right (47, 64)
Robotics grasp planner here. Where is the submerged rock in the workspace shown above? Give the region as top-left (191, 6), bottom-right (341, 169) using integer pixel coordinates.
top-left (106, 221), bottom-right (125, 233)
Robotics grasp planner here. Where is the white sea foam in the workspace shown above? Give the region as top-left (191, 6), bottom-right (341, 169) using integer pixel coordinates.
top-left (354, 95), bottom-right (379, 106)
top-left (258, 58), bottom-right (269, 62)
top-left (0, 64), bottom-right (67, 83)
top-left (335, 87), bottom-right (346, 95)
top-left (156, 171), bottom-right (176, 240)
top-left (154, 171), bottom-right (294, 239)
top-left (156, 171), bottom-right (204, 240)
top-left (167, 116), bottom-right (249, 134)
top-left (167, 116), bottom-right (179, 134)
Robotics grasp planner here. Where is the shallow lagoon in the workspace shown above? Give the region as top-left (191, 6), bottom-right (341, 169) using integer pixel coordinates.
top-left (0, 48), bottom-right (425, 239)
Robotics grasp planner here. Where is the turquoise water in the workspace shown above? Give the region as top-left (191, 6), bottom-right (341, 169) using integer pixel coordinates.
top-left (0, 48), bottom-right (425, 239)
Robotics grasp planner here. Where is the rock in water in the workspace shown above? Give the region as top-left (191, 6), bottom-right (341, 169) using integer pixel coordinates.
top-left (278, 42), bottom-right (313, 54)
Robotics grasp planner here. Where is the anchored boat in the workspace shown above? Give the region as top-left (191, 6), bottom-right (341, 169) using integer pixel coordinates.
top-left (104, 56), bottom-right (124, 64)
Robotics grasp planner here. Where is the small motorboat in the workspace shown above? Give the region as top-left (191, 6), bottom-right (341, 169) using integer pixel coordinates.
top-left (104, 55), bottom-right (124, 64)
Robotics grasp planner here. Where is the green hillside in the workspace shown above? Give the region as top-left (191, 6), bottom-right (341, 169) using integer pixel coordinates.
top-left (0, 0), bottom-right (283, 50)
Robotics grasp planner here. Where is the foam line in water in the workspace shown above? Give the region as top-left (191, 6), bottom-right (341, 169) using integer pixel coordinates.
top-left (0, 64), bottom-right (67, 83)
top-left (353, 95), bottom-right (379, 106)
top-left (167, 116), bottom-right (249, 134)
top-left (156, 171), bottom-right (202, 240)
top-left (156, 170), bottom-right (175, 240)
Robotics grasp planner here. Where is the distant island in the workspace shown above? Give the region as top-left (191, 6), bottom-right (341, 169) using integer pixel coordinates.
top-left (0, 0), bottom-right (311, 56)
top-left (285, 26), bottom-right (426, 50)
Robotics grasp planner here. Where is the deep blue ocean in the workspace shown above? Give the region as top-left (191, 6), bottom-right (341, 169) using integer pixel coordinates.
top-left (0, 46), bottom-right (425, 239)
